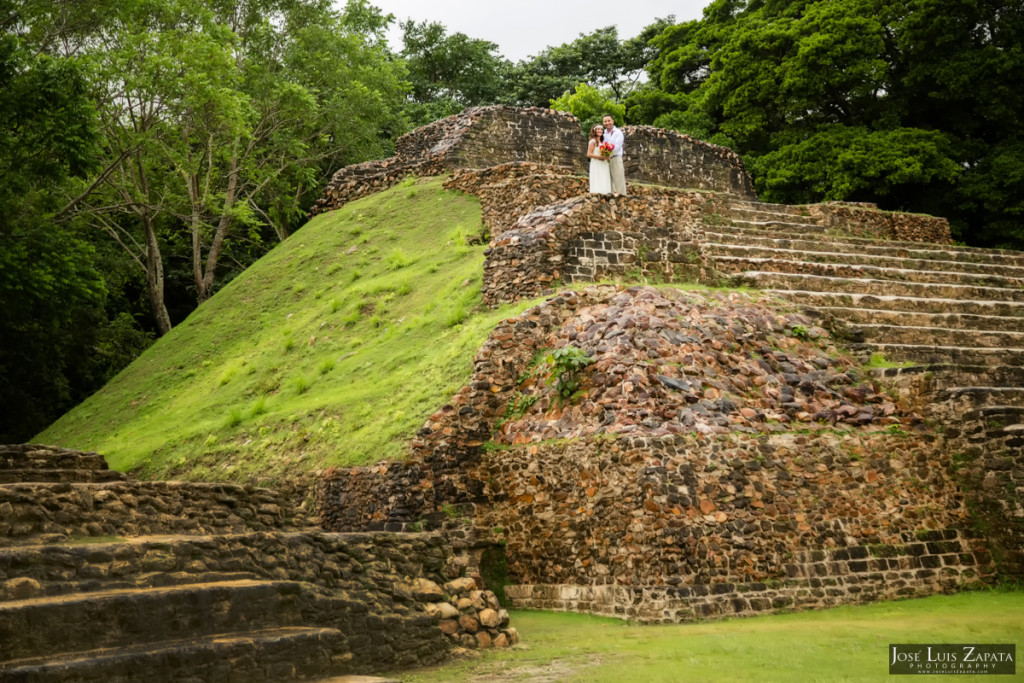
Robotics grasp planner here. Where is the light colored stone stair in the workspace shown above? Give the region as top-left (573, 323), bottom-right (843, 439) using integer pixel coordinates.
top-left (707, 240), bottom-right (1024, 278)
top-left (704, 199), bottom-right (1024, 462)
top-left (704, 226), bottom-right (1024, 267)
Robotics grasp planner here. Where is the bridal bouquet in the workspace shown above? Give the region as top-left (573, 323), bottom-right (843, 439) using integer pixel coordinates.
top-left (598, 141), bottom-right (614, 158)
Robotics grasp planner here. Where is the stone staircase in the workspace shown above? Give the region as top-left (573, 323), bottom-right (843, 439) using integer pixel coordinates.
top-left (0, 444), bottom-right (453, 682)
top-left (704, 198), bottom-right (1024, 460)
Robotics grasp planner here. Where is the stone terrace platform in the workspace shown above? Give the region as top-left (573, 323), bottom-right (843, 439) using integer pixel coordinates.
top-left (0, 444), bottom-right (515, 682)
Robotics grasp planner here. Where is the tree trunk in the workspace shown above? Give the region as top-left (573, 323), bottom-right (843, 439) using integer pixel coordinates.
top-left (195, 138), bottom-right (241, 302)
top-left (143, 211), bottom-right (172, 335)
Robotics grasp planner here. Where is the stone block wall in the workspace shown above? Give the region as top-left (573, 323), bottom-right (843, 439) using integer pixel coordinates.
top-left (444, 163), bottom-right (588, 236)
top-left (311, 106), bottom-right (759, 217)
top-left (481, 194), bottom-right (714, 306)
top-left (562, 228), bottom-right (707, 285)
top-left (315, 285), bottom-right (997, 622)
top-left (318, 429), bottom-right (990, 623)
top-left (506, 529), bottom-right (984, 622)
top-left (928, 401), bottom-right (1024, 577)
top-left (620, 125), bottom-right (756, 197)
top-left (472, 432), bottom-right (981, 586)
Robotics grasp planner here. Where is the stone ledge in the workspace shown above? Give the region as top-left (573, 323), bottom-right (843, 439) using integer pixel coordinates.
top-left (0, 481), bottom-right (311, 541)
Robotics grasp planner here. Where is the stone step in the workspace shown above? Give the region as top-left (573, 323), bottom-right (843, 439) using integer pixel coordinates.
top-left (850, 343), bottom-right (1024, 368)
top-left (960, 406), bottom-right (1024, 440)
top-left (725, 218), bottom-right (827, 233)
top-left (811, 307), bottom-right (1024, 334)
top-left (935, 387), bottom-right (1024, 409)
top-left (849, 323), bottom-right (1024, 350)
top-left (716, 206), bottom-right (820, 225)
top-left (0, 481), bottom-right (308, 542)
top-left (0, 533), bottom-right (325, 601)
top-left (965, 404), bottom-right (1024, 421)
top-left (0, 446), bottom-right (108, 473)
top-left (717, 199), bottom-right (816, 218)
top-left (869, 364), bottom-right (1024, 391)
top-left (1, 567), bottom-right (263, 602)
top-left (765, 289), bottom-right (1024, 319)
top-left (0, 579), bottom-right (311, 661)
top-left (0, 626), bottom-right (350, 682)
top-left (0, 469), bottom-right (126, 484)
top-left (717, 256), bottom-right (1024, 290)
top-left (706, 242), bottom-right (1024, 280)
top-left (740, 271), bottom-right (1024, 303)
top-left (702, 227), bottom-right (1024, 268)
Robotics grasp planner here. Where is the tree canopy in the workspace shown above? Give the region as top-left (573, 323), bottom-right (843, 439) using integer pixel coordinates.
top-left (632, 0), bottom-right (1024, 248)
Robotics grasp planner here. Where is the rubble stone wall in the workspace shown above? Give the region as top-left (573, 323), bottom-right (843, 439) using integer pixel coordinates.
top-left (927, 399), bottom-right (1024, 577)
top-left (0, 481), bottom-right (308, 540)
top-left (315, 286), bottom-right (995, 622)
top-left (621, 125), bottom-right (756, 197)
top-left (316, 431), bottom-right (990, 623)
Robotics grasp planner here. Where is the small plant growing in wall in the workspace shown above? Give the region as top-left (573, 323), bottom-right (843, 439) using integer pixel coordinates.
top-left (544, 345), bottom-right (592, 399)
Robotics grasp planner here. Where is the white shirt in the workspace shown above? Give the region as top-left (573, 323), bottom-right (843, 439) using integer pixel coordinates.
top-left (603, 126), bottom-right (624, 157)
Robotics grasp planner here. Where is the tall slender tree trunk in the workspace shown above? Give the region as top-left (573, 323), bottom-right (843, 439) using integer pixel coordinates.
top-left (131, 151), bottom-right (173, 335)
top-left (143, 211), bottom-right (172, 335)
top-left (195, 138), bottom-right (241, 303)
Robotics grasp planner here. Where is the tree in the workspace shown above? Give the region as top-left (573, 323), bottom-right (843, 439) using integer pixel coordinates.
top-left (508, 23), bottom-right (669, 108)
top-left (41, 0), bottom-right (409, 331)
top-left (549, 83), bottom-right (625, 133)
top-left (640, 0), bottom-right (1024, 248)
top-left (0, 33), bottom-right (126, 441)
top-left (399, 20), bottom-right (509, 126)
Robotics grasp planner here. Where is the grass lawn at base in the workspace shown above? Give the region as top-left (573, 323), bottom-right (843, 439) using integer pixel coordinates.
top-left (393, 591), bottom-right (1024, 682)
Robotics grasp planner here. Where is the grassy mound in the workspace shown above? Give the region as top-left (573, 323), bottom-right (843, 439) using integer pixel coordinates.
top-left (37, 177), bottom-right (533, 484)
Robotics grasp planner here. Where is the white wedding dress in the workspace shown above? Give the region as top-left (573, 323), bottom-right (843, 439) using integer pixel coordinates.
top-left (589, 157), bottom-right (612, 194)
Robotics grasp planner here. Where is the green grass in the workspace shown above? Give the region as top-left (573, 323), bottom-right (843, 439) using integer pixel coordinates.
top-left (864, 352), bottom-right (918, 369)
top-left (393, 591), bottom-right (1024, 682)
top-left (36, 177), bottom-right (533, 485)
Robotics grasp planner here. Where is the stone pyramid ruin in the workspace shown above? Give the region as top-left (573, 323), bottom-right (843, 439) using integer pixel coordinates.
top-left (3, 106), bottom-right (1020, 679)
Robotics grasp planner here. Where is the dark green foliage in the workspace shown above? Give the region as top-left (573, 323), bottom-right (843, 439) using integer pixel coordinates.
top-left (637, 0), bottom-right (1024, 248)
top-left (506, 22), bottom-right (671, 109)
top-left (400, 20), bottom-right (509, 126)
top-left (0, 35), bottom-right (153, 441)
top-left (0, 0), bottom-right (409, 439)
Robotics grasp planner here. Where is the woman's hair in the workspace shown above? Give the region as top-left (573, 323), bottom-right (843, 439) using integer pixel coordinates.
top-left (590, 125), bottom-right (603, 140)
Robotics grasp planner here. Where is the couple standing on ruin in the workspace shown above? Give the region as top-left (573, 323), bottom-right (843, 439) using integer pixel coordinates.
top-left (587, 114), bottom-right (626, 195)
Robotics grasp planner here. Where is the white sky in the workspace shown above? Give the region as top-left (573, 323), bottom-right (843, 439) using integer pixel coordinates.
top-left (362, 0), bottom-right (711, 62)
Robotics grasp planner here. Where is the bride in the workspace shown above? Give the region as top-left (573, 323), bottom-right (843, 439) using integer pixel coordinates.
top-left (587, 125), bottom-right (612, 194)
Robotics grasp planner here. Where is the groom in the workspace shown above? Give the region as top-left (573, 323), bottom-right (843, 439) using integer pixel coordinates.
top-left (602, 114), bottom-right (626, 195)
